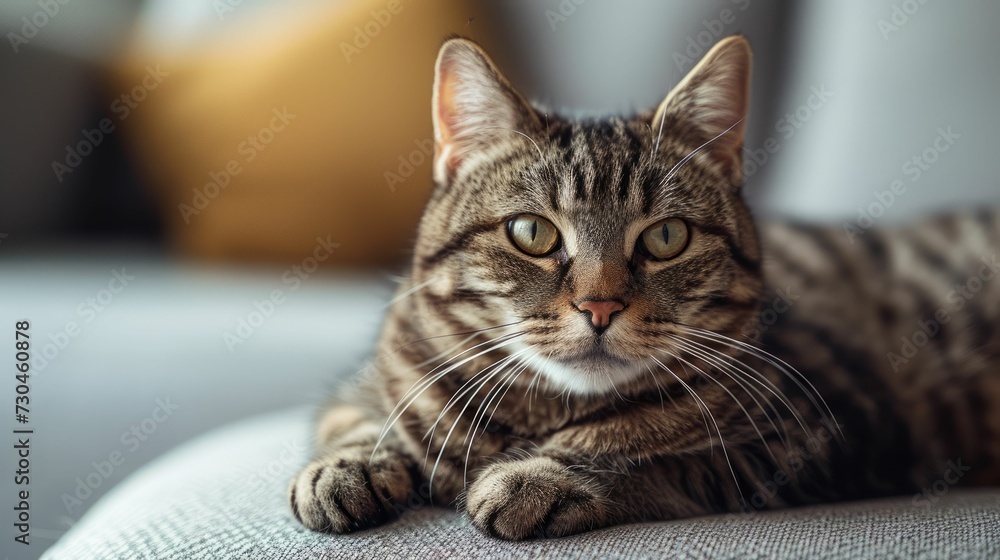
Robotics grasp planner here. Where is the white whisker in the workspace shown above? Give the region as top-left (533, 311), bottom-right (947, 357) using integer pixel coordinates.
top-left (483, 127), bottom-right (545, 161)
top-left (650, 355), bottom-right (744, 502)
top-left (658, 113), bottom-right (748, 191)
top-left (667, 333), bottom-right (807, 443)
top-left (606, 373), bottom-right (627, 403)
top-left (462, 351), bottom-right (535, 485)
top-left (382, 275), bottom-right (438, 309)
top-left (653, 110), bottom-right (667, 159)
top-left (371, 332), bottom-right (523, 462)
top-left (661, 342), bottom-right (781, 464)
top-left (424, 347), bottom-right (530, 454)
top-left (679, 325), bottom-right (841, 439)
top-left (412, 333), bottom-right (480, 369)
top-left (428, 347), bottom-right (534, 498)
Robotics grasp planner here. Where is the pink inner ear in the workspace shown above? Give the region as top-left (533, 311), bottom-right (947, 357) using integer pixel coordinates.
top-left (433, 62), bottom-right (466, 178)
top-left (437, 53), bottom-right (495, 178)
top-left (435, 61), bottom-right (463, 146)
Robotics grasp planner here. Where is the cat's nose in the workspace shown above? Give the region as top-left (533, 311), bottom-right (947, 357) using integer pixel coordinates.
top-left (575, 299), bottom-right (625, 331)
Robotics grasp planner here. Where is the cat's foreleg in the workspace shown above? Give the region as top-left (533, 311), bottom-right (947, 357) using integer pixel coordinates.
top-left (288, 404), bottom-right (420, 533)
top-left (465, 447), bottom-right (756, 540)
top-left (464, 451), bottom-right (616, 540)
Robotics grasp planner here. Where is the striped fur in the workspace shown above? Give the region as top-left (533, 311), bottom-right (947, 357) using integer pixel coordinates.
top-left (289, 36), bottom-right (999, 539)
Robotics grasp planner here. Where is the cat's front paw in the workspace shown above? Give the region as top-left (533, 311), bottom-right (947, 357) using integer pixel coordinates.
top-left (466, 456), bottom-right (608, 540)
top-left (289, 447), bottom-right (414, 533)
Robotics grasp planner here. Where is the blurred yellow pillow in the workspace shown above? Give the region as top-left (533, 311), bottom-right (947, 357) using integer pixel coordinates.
top-left (115, 0), bottom-right (492, 267)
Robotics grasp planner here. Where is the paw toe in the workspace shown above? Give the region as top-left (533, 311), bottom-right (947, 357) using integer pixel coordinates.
top-left (467, 459), bottom-right (604, 540)
top-left (290, 458), bottom-right (393, 533)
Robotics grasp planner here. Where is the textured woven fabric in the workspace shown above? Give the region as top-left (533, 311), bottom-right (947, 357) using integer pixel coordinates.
top-left (42, 408), bottom-right (1000, 560)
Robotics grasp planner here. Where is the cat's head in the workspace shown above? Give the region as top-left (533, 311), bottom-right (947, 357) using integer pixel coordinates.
top-left (410, 36), bottom-right (762, 396)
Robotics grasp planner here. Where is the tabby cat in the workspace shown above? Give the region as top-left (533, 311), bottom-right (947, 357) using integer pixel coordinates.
top-left (288, 35), bottom-right (999, 539)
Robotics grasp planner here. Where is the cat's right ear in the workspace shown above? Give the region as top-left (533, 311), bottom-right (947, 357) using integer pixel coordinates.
top-left (432, 38), bottom-right (540, 185)
top-left (652, 35), bottom-right (752, 188)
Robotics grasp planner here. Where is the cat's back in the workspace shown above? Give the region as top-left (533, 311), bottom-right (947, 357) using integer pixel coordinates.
top-left (759, 211), bottom-right (1000, 486)
top-left (760, 211), bottom-right (1000, 331)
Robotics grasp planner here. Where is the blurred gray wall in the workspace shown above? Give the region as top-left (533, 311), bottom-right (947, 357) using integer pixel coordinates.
top-left (753, 0), bottom-right (1000, 223)
top-left (498, 0), bottom-right (1000, 225)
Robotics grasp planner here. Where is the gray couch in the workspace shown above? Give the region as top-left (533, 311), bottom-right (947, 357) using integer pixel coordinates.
top-left (41, 407), bottom-right (1000, 559)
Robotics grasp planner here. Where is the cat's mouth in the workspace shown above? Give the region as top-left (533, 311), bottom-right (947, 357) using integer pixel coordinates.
top-left (512, 320), bottom-right (647, 394)
top-left (529, 346), bottom-right (646, 395)
top-left (564, 348), bottom-right (630, 365)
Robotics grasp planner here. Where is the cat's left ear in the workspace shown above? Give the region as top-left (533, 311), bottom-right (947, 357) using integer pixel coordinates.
top-left (652, 35), bottom-right (752, 188)
top-left (432, 38), bottom-right (541, 185)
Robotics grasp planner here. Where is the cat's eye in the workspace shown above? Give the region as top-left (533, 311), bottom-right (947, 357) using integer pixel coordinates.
top-left (507, 214), bottom-right (560, 257)
top-left (639, 218), bottom-right (689, 260)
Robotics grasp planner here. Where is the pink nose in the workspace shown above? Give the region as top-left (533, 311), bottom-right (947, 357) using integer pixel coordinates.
top-left (575, 299), bottom-right (625, 329)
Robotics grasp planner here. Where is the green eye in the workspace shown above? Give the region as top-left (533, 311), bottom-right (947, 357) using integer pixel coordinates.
top-left (639, 218), bottom-right (689, 260)
top-left (507, 214), bottom-right (560, 256)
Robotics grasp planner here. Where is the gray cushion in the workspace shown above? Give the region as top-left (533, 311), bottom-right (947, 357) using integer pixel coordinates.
top-left (43, 408), bottom-right (1000, 560)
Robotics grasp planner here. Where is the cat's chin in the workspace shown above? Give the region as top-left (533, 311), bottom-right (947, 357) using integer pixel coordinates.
top-left (532, 353), bottom-right (647, 396)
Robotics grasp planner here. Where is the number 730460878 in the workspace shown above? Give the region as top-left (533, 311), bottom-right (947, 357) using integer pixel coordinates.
top-left (15, 321), bottom-right (30, 425)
